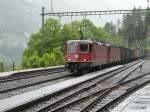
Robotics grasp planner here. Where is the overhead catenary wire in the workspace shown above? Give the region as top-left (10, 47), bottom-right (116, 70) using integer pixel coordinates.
top-left (50, 0), bottom-right (54, 12)
top-left (147, 0), bottom-right (150, 8)
top-left (55, 0), bottom-right (80, 12)
top-left (125, 0), bottom-right (134, 8)
top-left (97, 0), bottom-right (110, 11)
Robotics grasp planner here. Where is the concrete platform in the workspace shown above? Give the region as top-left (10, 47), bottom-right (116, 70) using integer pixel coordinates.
top-left (0, 65), bottom-right (64, 78)
top-left (0, 65), bottom-right (123, 112)
top-left (112, 83), bottom-right (150, 112)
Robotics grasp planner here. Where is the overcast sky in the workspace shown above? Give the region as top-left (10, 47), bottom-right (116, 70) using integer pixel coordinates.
top-left (27, 0), bottom-right (149, 26)
top-left (30, 0), bottom-right (148, 11)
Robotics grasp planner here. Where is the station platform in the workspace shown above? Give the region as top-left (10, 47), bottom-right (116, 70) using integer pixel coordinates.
top-left (0, 65), bottom-right (64, 78)
top-left (0, 65), bottom-right (123, 112)
top-left (112, 84), bottom-right (150, 112)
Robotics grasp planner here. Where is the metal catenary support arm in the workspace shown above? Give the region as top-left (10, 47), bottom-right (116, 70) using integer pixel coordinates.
top-left (42, 9), bottom-right (150, 17)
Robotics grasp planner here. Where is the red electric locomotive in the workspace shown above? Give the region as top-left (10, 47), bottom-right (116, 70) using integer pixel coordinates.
top-left (64, 39), bottom-right (146, 74)
top-left (64, 40), bottom-right (121, 73)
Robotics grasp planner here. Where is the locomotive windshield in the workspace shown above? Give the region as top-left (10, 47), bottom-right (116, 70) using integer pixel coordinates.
top-left (79, 44), bottom-right (89, 52)
top-left (67, 42), bottom-right (76, 53)
top-left (66, 41), bottom-right (90, 53)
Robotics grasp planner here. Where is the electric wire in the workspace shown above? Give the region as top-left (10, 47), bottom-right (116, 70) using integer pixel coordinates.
top-left (125, 0), bottom-right (134, 8)
top-left (97, 0), bottom-right (110, 11)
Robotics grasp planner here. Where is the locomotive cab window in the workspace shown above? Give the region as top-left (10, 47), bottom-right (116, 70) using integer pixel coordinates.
top-left (67, 43), bottom-right (76, 53)
top-left (79, 44), bottom-right (89, 52)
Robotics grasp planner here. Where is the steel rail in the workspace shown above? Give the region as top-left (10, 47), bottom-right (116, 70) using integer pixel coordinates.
top-left (0, 73), bottom-right (73, 93)
top-left (37, 61), bottom-right (143, 112)
top-left (5, 64), bottom-right (127, 112)
top-left (95, 80), bottom-right (150, 112)
top-left (49, 73), bottom-right (150, 112)
top-left (0, 69), bottom-right (65, 83)
top-left (3, 61), bottom-right (142, 112)
top-left (80, 69), bottom-right (150, 112)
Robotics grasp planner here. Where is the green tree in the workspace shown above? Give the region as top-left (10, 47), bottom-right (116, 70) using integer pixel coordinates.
top-left (22, 18), bottom-right (62, 68)
top-left (119, 8), bottom-right (147, 48)
top-left (103, 21), bottom-right (117, 36)
top-left (22, 18), bottom-right (124, 68)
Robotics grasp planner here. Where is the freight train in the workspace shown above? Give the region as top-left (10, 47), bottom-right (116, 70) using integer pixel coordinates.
top-left (64, 40), bottom-right (146, 74)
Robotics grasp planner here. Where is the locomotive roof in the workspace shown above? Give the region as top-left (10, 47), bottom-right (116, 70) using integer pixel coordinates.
top-left (66, 40), bottom-right (138, 50)
top-left (66, 40), bottom-right (93, 44)
top-left (66, 40), bottom-right (110, 46)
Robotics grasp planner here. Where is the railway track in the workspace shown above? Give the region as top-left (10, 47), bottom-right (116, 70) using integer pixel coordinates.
top-left (0, 61), bottom-right (140, 99)
top-left (0, 69), bottom-right (73, 99)
top-left (38, 61), bottom-right (144, 112)
top-left (0, 72), bottom-right (73, 94)
top-left (77, 71), bottom-right (150, 112)
top-left (95, 75), bottom-right (150, 112)
top-left (0, 67), bottom-right (65, 83)
top-left (9, 60), bottom-right (143, 112)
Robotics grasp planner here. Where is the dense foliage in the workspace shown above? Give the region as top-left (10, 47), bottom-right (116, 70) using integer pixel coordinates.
top-left (22, 8), bottom-right (150, 68)
top-left (22, 18), bottom-right (123, 68)
top-left (118, 8), bottom-right (150, 48)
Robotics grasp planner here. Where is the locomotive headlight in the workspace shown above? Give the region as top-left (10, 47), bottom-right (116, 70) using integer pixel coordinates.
top-left (75, 54), bottom-right (79, 58)
top-left (83, 59), bottom-right (87, 61)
